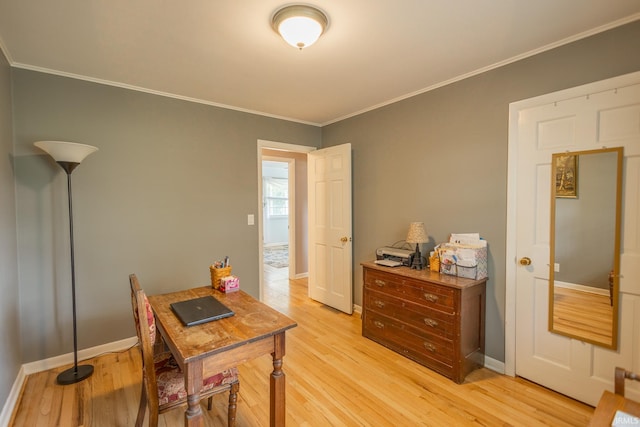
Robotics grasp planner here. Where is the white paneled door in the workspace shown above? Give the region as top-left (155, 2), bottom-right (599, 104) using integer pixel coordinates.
top-left (508, 73), bottom-right (640, 405)
top-left (308, 143), bottom-right (353, 314)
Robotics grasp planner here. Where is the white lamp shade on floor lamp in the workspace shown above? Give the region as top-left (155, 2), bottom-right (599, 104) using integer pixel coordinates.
top-left (34, 140), bottom-right (98, 164)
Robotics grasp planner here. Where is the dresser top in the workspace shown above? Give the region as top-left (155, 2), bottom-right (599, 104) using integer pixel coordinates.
top-left (361, 261), bottom-right (487, 289)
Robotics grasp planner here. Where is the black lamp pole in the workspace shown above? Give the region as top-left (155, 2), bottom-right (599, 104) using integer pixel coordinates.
top-left (56, 161), bottom-right (94, 385)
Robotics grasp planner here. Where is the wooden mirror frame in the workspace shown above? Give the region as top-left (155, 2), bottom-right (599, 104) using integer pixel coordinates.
top-left (549, 146), bottom-right (623, 350)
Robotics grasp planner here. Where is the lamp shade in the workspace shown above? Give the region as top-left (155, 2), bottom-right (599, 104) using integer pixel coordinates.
top-left (272, 5), bottom-right (328, 49)
top-left (406, 222), bottom-right (428, 244)
top-left (34, 141), bottom-right (98, 164)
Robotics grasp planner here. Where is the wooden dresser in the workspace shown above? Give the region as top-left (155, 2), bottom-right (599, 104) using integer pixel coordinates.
top-left (362, 262), bottom-right (487, 383)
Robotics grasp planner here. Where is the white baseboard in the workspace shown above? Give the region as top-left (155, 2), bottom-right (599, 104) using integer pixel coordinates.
top-left (554, 280), bottom-right (609, 296)
top-left (484, 355), bottom-right (506, 375)
top-left (21, 336), bottom-right (138, 375)
top-left (0, 336), bottom-right (138, 427)
top-left (353, 304), bottom-right (362, 314)
top-left (293, 272), bottom-right (308, 279)
top-left (264, 242), bottom-right (288, 248)
top-left (0, 365), bottom-right (25, 427)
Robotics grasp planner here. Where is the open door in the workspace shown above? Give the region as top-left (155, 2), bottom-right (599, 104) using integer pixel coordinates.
top-left (308, 143), bottom-right (353, 314)
top-left (507, 73), bottom-right (640, 405)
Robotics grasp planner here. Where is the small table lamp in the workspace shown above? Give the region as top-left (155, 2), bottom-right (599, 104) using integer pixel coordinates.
top-left (406, 222), bottom-right (428, 270)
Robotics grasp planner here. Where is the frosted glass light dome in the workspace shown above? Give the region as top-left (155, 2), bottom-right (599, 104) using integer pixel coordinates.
top-left (272, 5), bottom-right (328, 50)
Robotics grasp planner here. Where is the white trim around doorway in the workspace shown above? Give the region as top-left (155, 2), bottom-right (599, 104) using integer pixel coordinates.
top-left (257, 139), bottom-right (316, 301)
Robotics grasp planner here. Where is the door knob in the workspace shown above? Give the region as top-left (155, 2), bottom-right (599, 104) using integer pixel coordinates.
top-left (519, 257), bottom-right (532, 266)
top-left (340, 236), bottom-right (350, 243)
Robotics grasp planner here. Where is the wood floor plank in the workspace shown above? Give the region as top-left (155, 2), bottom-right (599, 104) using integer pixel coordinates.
top-left (10, 271), bottom-right (594, 426)
top-left (553, 286), bottom-right (613, 345)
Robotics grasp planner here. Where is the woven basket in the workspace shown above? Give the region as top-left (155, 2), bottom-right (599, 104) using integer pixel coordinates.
top-left (210, 266), bottom-right (232, 289)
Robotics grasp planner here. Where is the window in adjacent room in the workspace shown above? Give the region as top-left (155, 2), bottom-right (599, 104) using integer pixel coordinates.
top-left (263, 177), bottom-right (289, 218)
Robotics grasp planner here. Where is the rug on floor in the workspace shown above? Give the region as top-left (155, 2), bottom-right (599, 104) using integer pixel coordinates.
top-left (264, 245), bottom-right (288, 268)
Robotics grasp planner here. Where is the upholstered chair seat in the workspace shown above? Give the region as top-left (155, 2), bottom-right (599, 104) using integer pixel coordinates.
top-left (153, 351), bottom-right (238, 406)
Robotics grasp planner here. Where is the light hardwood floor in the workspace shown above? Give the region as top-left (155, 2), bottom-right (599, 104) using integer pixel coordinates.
top-left (553, 286), bottom-right (613, 347)
top-left (11, 267), bottom-right (595, 426)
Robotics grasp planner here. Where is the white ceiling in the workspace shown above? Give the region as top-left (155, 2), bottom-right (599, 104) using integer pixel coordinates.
top-left (0, 1), bottom-right (639, 126)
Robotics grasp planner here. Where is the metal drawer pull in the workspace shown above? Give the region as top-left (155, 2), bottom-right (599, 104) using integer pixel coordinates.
top-left (423, 293), bottom-right (439, 302)
top-left (374, 300), bottom-right (385, 308)
top-left (424, 343), bottom-right (436, 352)
top-left (424, 318), bottom-right (438, 327)
top-left (374, 320), bottom-right (385, 329)
top-left (374, 279), bottom-right (386, 287)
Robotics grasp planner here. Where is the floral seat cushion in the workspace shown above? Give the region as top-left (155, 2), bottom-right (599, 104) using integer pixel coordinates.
top-left (153, 352), bottom-right (239, 406)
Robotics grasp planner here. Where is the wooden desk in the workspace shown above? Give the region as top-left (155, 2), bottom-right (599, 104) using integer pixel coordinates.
top-left (148, 287), bottom-right (297, 427)
top-left (589, 391), bottom-right (640, 426)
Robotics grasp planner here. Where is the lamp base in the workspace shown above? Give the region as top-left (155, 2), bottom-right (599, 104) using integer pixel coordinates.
top-left (410, 249), bottom-right (424, 270)
top-left (57, 364), bottom-right (94, 385)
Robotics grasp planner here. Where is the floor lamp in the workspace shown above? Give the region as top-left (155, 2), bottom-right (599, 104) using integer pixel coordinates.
top-left (34, 140), bottom-right (98, 385)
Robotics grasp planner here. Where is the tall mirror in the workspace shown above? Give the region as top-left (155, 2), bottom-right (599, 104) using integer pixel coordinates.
top-left (549, 147), bottom-right (623, 349)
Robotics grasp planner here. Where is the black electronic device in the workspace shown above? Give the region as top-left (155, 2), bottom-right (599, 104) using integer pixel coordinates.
top-left (170, 295), bottom-right (234, 326)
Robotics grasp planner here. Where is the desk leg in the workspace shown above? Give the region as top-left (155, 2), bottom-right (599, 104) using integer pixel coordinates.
top-left (184, 362), bottom-right (204, 427)
top-left (270, 332), bottom-right (286, 427)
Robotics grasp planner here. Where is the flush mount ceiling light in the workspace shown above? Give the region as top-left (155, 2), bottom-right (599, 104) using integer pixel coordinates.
top-left (272, 4), bottom-right (328, 50)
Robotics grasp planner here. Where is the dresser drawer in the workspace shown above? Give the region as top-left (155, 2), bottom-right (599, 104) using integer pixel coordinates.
top-left (364, 310), bottom-right (454, 365)
top-left (364, 311), bottom-right (454, 377)
top-left (364, 289), bottom-right (455, 340)
top-left (364, 269), bottom-right (456, 314)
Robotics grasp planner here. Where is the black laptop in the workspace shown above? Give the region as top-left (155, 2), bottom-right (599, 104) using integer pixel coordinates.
top-left (170, 295), bottom-right (235, 326)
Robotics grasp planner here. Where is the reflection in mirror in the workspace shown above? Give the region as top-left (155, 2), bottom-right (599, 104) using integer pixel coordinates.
top-left (549, 147), bottom-right (623, 349)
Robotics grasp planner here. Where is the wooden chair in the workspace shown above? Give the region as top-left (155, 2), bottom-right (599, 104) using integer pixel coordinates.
top-left (129, 274), bottom-right (240, 426)
top-left (615, 367), bottom-right (640, 396)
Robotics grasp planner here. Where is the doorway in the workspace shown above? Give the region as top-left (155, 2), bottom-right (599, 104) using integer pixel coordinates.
top-left (262, 157), bottom-right (293, 284)
top-left (257, 140), bottom-right (316, 301)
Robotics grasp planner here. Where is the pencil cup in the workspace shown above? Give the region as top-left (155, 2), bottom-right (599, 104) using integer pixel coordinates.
top-left (210, 266), bottom-right (232, 290)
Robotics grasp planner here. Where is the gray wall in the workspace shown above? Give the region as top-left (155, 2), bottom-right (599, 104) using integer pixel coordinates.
top-left (12, 71), bottom-right (321, 362)
top-left (0, 47), bottom-right (21, 408)
top-left (322, 20), bottom-right (640, 362)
